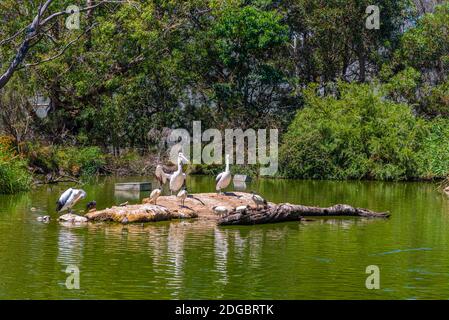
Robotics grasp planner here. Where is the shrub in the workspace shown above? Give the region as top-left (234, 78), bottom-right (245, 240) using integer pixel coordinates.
top-left (0, 136), bottom-right (32, 194)
top-left (55, 146), bottom-right (106, 177)
top-left (280, 82), bottom-right (426, 180)
top-left (24, 143), bottom-right (106, 178)
top-left (416, 118), bottom-right (449, 179)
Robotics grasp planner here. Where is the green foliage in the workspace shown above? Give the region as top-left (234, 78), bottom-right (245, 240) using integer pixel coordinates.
top-left (280, 82), bottom-right (426, 180)
top-left (398, 3), bottom-right (449, 78)
top-left (0, 137), bottom-right (31, 194)
top-left (208, 4), bottom-right (293, 128)
top-left (214, 6), bottom-right (288, 67)
top-left (25, 143), bottom-right (105, 178)
top-left (416, 118), bottom-right (449, 179)
top-left (388, 2), bottom-right (449, 117)
top-left (55, 146), bottom-right (106, 177)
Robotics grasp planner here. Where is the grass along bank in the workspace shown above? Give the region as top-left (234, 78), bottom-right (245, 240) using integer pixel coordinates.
top-left (0, 136), bottom-right (31, 194)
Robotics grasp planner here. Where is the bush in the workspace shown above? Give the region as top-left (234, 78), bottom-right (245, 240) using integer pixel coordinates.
top-left (0, 136), bottom-right (32, 194)
top-left (55, 146), bottom-right (106, 177)
top-left (280, 82), bottom-right (426, 180)
top-left (24, 143), bottom-right (106, 178)
top-left (416, 118), bottom-right (449, 179)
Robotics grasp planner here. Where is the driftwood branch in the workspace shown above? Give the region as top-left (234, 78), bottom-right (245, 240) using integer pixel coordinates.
top-left (33, 173), bottom-right (81, 186)
top-left (218, 203), bottom-right (390, 226)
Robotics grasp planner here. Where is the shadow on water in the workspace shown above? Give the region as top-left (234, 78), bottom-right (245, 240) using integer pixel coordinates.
top-left (0, 176), bottom-right (449, 299)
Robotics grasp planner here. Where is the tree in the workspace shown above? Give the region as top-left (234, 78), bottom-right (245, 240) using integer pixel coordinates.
top-left (282, 0), bottom-right (413, 85)
top-left (385, 3), bottom-right (449, 117)
top-left (0, 0), bottom-right (121, 90)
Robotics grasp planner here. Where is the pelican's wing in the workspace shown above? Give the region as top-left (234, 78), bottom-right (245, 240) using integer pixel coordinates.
top-left (60, 191), bottom-right (76, 212)
top-left (155, 165), bottom-right (163, 179)
top-left (156, 165), bottom-right (171, 184)
top-left (56, 188), bottom-right (73, 211)
top-left (215, 172), bottom-right (223, 182)
top-left (58, 188), bottom-right (73, 204)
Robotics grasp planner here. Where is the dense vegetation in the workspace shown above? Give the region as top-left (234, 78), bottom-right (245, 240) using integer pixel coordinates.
top-left (0, 0), bottom-right (448, 189)
top-left (0, 136), bottom-right (31, 193)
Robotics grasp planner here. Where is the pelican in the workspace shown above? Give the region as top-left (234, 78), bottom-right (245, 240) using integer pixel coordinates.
top-left (155, 165), bottom-right (171, 187)
top-left (251, 191), bottom-right (267, 209)
top-left (177, 188), bottom-right (188, 207)
top-left (215, 154), bottom-right (232, 194)
top-left (149, 187), bottom-right (162, 205)
top-left (169, 152), bottom-right (189, 194)
top-left (56, 188), bottom-right (86, 214)
top-left (212, 205), bottom-right (229, 217)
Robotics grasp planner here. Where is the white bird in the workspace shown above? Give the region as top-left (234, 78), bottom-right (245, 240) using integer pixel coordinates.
top-left (215, 154), bottom-right (232, 194)
top-left (56, 188), bottom-right (86, 214)
top-left (149, 187), bottom-right (162, 205)
top-left (177, 188), bottom-right (188, 207)
top-left (235, 205), bottom-right (250, 214)
top-left (155, 165), bottom-right (171, 187)
top-left (169, 152), bottom-right (189, 194)
top-left (251, 191), bottom-right (267, 209)
top-left (212, 205), bottom-right (229, 217)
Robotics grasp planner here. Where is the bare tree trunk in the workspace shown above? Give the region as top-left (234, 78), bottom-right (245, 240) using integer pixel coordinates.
top-left (358, 47), bottom-right (366, 83)
top-left (0, 0), bottom-right (112, 90)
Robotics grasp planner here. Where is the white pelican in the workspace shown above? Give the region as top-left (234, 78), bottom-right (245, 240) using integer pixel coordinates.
top-left (177, 188), bottom-right (188, 207)
top-left (155, 165), bottom-right (171, 187)
top-left (149, 187), bottom-right (162, 205)
top-left (56, 188), bottom-right (86, 213)
top-left (215, 154), bottom-right (232, 194)
top-left (169, 152), bottom-right (189, 194)
top-left (251, 191), bottom-right (267, 209)
top-left (212, 205), bottom-right (229, 217)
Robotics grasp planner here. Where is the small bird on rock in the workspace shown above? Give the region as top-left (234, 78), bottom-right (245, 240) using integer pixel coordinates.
top-left (251, 191), bottom-right (267, 209)
top-left (149, 187), bottom-right (162, 205)
top-left (212, 205), bottom-right (229, 217)
top-left (177, 188), bottom-right (188, 207)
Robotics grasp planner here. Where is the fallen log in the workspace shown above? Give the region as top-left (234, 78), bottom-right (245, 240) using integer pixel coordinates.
top-left (219, 203), bottom-right (389, 225)
top-left (81, 192), bottom-right (389, 225)
top-left (85, 203), bottom-right (198, 223)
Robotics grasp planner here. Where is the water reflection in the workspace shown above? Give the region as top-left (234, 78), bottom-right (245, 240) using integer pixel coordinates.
top-left (57, 227), bottom-right (85, 267)
top-left (233, 181), bottom-right (247, 191)
top-left (167, 223), bottom-right (186, 296)
top-left (214, 228), bottom-right (228, 288)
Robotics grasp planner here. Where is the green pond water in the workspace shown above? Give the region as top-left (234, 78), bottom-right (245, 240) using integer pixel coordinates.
top-left (1, 176), bottom-right (449, 300)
